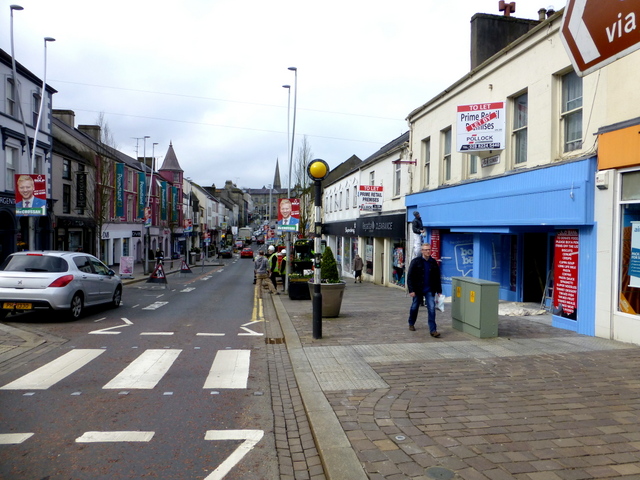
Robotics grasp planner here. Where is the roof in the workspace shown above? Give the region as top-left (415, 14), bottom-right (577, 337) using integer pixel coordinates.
top-left (159, 142), bottom-right (183, 172)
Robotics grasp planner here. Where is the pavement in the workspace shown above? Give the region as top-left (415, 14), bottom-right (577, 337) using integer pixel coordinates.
top-left (4, 259), bottom-right (640, 479)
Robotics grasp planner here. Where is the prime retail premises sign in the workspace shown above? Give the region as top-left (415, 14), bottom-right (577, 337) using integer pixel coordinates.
top-left (456, 102), bottom-right (505, 153)
top-left (561, 0), bottom-right (640, 76)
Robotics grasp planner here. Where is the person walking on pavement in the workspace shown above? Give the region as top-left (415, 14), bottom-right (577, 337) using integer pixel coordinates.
top-left (353, 254), bottom-right (363, 283)
top-left (407, 243), bottom-right (442, 337)
top-left (411, 211), bottom-right (426, 259)
top-left (255, 250), bottom-right (279, 297)
top-left (278, 250), bottom-right (287, 292)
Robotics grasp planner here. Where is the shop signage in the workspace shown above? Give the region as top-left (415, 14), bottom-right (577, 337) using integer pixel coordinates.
top-left (553, 229), bottom-right (579, 319)
top-left (481, 155), bottom-right (501, 167)
top-left (132, 231), bottom-right (142, 237)
top-left (456, 102), bottom-right (505, 152)
top-left (76, 172), bottom-right (87, 208)
top-left (358, 185), bottom-right (383, 212)
top-left (561, 0), bottom-right (640, 76)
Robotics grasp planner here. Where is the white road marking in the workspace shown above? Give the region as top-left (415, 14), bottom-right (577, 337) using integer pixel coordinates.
top-left (76, 431), bottom-right (155, 443)
top-left (103, 349), bottom-right (182, 389)
top-left (203, 350), bottom-right (250, 389)
top-left (204, 430), bottom-right (264, 480)
top-left (89, 317), bottom-right (133, 335)
top-left (0, 349), bottom-right (105, 390)
top-left (238, 326), bottom-right (263, 336)
top-left (142, 301), bottom-right (168, 310)
top-left (0, 433), bottom-right (33, 444)
top-left (196, 333), bottom-right (225, 337)
top-left (139, 332), bottom-right (174, 336)
top-left (181, 287), bottom-right (196, 292)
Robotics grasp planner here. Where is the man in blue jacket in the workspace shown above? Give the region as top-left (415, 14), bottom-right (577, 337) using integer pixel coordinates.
top-left (406, 243), bottom-right (442, 337)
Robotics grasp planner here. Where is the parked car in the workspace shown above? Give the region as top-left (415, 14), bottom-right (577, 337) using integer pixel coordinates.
top-left (218, 248), bottom-right (233, 259)
top-left (0, 251), bottom-right (122, 320)
top-left (240, 248), bottom-right (254, 259)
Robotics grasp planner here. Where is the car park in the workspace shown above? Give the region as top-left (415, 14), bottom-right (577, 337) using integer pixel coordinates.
top-left (0, 251), bottom-right (122, 320)
top-left (240, 248), bottom-right (254, 259)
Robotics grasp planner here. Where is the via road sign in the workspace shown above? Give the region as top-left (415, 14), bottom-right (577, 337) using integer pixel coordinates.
top-left (561, 0), bottom-right (640, 76)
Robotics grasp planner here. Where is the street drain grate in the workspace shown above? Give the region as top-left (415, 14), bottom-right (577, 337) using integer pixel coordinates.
top-left (265, 337), bottom-right (286, 344)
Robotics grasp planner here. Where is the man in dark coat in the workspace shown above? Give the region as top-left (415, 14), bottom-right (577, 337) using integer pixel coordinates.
top-left (406, 243), bottom-right (442, 337)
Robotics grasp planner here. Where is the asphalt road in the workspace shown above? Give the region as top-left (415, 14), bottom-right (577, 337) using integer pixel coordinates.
top-left (0, 254), bottom-right (279, 479)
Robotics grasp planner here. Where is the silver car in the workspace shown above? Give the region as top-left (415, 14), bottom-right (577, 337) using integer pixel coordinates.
top-left (0, 251), bottom-right (122, 320)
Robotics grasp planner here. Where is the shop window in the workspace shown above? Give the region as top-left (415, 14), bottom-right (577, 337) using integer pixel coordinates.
top-left (391, 241), bottom-right (405, 287)
top-left (513, 92), bottom-right (528, 164)
top-left (561, 71), bottom-right (583, 152)
top-left (619, 171), bottom-right (640, 314)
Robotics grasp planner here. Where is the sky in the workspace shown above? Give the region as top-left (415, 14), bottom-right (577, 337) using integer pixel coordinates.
top-left (2, 0), bottom-right (566, 191)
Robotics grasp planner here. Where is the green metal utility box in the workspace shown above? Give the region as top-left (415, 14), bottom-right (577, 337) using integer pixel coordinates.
top-left (451, 277), bottom-right (499, 338)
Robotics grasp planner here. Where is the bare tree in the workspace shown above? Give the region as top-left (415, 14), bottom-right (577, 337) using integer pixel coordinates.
top-left (293, 136), bottom-right (314, 237)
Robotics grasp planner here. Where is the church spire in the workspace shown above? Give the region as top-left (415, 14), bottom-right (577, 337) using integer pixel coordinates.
top-left (273, 158), bottom-right (281, 189)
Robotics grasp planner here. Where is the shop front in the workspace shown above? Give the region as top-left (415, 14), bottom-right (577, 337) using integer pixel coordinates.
top-left (407, 158), bottom-right (597, 336)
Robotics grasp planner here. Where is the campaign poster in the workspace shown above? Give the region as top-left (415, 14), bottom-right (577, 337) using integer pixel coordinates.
top-left (456, 102), bottom-right (505, 152)
top-left (15, 174), bottom-right (47, 217)
top-left (553, 229), bottom-right (579, 319)
top-left (277, 198), bottom-right (300, 233)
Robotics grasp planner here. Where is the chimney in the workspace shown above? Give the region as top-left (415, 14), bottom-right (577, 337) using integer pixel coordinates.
top-left (470, 13), bottom-right (541, 69)
top-left (78, 125), bottom-right (101, 142)
top-left (52, 109), bottom-right (75, 128)
top-left (538, 8), bottom-right (547, 21)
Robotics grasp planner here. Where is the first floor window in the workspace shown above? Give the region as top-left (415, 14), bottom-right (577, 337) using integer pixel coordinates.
top-left (442, 128), bottom-right (452, 182)
top-left (5, 146), bottom-right (18, 191)
top-left (561, 71), bottom-right (583, 152)
top-left (63, 184), bottom-right (71, 214)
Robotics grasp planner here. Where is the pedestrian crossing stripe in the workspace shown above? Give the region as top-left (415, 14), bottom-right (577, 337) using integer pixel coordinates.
top-left (0, 349), bottom-right (252, 391)
top-left (0, 433), bottom-right (33, 444)
top-left (76, 431), bottom-right (155, 442)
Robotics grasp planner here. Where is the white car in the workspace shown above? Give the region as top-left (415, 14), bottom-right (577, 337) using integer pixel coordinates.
top-left (0, 251), bottom-right (122, 320)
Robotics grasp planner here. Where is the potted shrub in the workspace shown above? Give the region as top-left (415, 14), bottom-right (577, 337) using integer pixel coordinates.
top-left (308, 246), bottom-right (346, 317)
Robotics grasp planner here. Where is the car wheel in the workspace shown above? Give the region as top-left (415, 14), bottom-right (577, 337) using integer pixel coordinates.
top-left (0, 310), bottom-right (7, 320)
top-left (111, 286), bottom-right (122, 308)
top-left (68, 293), bottom-right (84, 320)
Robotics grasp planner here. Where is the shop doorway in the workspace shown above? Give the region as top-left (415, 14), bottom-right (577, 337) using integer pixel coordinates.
top-left (522, 232), bottom-right (549, 303)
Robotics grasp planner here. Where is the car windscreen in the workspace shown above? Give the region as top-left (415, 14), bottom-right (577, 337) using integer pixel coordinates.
top-left (0, 255), bottom-right (69, 273)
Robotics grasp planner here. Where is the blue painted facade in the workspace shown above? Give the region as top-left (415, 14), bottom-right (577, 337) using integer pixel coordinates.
top-left (406, 157), bottom-right (597, 336)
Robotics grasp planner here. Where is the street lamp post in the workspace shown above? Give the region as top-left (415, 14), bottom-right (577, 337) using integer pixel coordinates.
top-left (285, 66), bottom-right (298, 293)
top-left (307, 159), bottom-right (329, 339)
top-left (143, 135), bottom-right (151, 275)
top-left (31, 37), bottom-right (55, 170)
top-left (283, 83), bottom-right (291, 292)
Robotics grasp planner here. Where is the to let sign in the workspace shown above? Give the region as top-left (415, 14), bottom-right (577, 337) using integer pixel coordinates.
top-left (561, 0), bottom-right (640, 76)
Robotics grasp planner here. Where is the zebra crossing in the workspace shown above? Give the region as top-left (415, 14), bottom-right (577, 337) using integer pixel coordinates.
top-left (0, 348), bottom-right (252, 391)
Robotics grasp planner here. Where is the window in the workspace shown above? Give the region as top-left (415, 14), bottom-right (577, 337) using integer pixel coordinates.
top-left (346, 189), bottom-right (350, 209)
top-left (63, 184), bottom-right (71, 214)
top-left (561, 71), bottom-right (583, 152)
top-left (339, 192), bottom-right (343, 210)
top-left (369, 171), bottom-right (375, 186)
top-left (6, 78), bottom-right (16, 117)
top-left (442, 128), bottom-right (452, 182)
top-left (513, 92), bottom-right (528, 164)
top-left (353, 187), bottom-right (358, 208)
top-left (5, 146), bottom-right (18, 191)
top-left (469, 155), bottom-right (478, 176)
top-left (422, 138), bottom-right (431, 188)
top-left (63, 159), bottom-right (71, 179)
top-left (32, 90), bottom-right (41, 127)
top-left (34, 154), bottom-right (44, 174)
top-left (394, 161), bottom-right (401, 196)
top-left (619, 170), bottom-right (640, 315)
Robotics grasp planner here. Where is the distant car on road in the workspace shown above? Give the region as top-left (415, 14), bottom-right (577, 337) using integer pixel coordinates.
top-left (0, 251), bottom-right (122, 320)
top-left (240, 248), bottom-right (254, 259)
top-left (218, 248), bottom-right (233, 259)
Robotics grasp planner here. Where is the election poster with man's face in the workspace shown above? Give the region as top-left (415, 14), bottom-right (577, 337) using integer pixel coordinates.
top-left (15, 174), bottom-right (47, 217)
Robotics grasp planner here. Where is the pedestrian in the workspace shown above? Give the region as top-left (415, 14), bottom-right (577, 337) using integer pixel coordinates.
top-left (406, 243), bottom-right (442, 337)
top-left (353, 254), bottom-right (363, 283)
top-left (411, 211), bottom-right (426, 259)
top-left (254, 249), bottom-right (279, 297)
top-left (267, 245), bottom-right (278, 289)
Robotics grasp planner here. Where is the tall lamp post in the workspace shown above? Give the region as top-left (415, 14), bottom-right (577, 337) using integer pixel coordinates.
top-left (142, 135), bottom-right (151, 275)
top-left (285, 66), bottom-right (298, 293)
top-left (31, 37), bottom-right (55, 170)
top-left (282, 84), bottom-right (291, 291)
top-left (307, 159), bottom-right (329, 339)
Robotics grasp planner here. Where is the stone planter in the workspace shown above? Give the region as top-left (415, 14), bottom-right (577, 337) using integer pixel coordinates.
top-left (308, 281), bottom-right (346, 317)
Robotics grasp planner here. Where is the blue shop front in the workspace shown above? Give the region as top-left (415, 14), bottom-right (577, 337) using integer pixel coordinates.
top-left (406, 158), bottom-right (597, 335)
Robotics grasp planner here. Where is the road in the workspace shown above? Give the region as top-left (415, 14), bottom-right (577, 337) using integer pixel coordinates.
top-left (0, 253), bottom-right (279, 479)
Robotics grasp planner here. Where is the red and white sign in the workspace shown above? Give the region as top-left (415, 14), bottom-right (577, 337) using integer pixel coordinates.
top-left (358, 185), bottom-right (383, 212)
top-left (561, 0), bottom-right (640, 76)
top-left (456, 102), bottom-right (505, 152)
top-left (553, 230), bottom-right (579, 318)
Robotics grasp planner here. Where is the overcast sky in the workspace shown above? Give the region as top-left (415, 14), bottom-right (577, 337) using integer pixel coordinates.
top-left (3, 0), bottom-right (565, 190)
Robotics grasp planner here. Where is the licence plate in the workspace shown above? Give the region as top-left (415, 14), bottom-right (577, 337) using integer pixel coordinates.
top-left (2, 302), bottom-right (32, 310)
